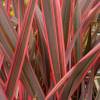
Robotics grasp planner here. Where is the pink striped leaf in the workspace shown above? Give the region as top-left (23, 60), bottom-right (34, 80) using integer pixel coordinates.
top-left (6, 0), bottom-right (37, 99)
top-left (62, 0), bottom-right (71, 46)
top-left (45, 43), bottom-right (100, 99)
top-left (41, 0), bottom-right (61, 82)
top-left (0, 2), bottom-right (45, 99)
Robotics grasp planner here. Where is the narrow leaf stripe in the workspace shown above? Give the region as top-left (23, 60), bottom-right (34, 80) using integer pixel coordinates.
top-left (68, 54), bottom-right (100, 98)
top-left (23, 55), bottom-right (45, 100)
top-left (65, 2), bottom-right (100, 68)
top-left (0, 3), bottom-right (17, 51)
top-left (5, 0), bottom-right (11, 16)
top-left (45, 43), bottom-right (100, 99)
top-left (62, 0), bottom-right (71, 46)
top-left (53, 0), bottom-right (66, 75)
top-left (35, 5), bottom-right (59, 98)
top-left (41, 0), bottom-right (61, 82)
top-left (0, 1), bottom-right (44, 98)
top-left (0, 42), bottom-right (11, 63)
top-left (18, 0), bottom-right (21, 36)
top-left (6, 0), bottom-right (37, 99)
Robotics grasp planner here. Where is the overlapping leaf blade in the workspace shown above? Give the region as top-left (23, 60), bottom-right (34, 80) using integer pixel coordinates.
top-left (74, 0), bottom-right (82, 61)
top-left (46, 43), bottom-right (100, 99)
top-left (23, 56), bottom-right (45, 99)
top-left (34, 6), bottom-right (50, 88)
top-left (62, 0), bottom-right (71, 46)
top-left (0, 1), bottom-right (45, 99)
top-left (0, 0), bottom-right (100, 99)
top-left (5, 0), bottom-right (38, 99)
top-left (53, 0), bottom-right (66, 75)
top-left (41, 0), bottom-right (61, 82)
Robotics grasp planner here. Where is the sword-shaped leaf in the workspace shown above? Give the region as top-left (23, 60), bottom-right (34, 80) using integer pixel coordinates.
top-left (6, 0), bottom-right (37, 99)
top-left (0, 1), bottom-right (45, 99)
top-left (46, 43), bottom-right (100, 100)
top-left (62, 0), bottom-right (71, 46)
top-left (41, 0), bottom-right (61, 82)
